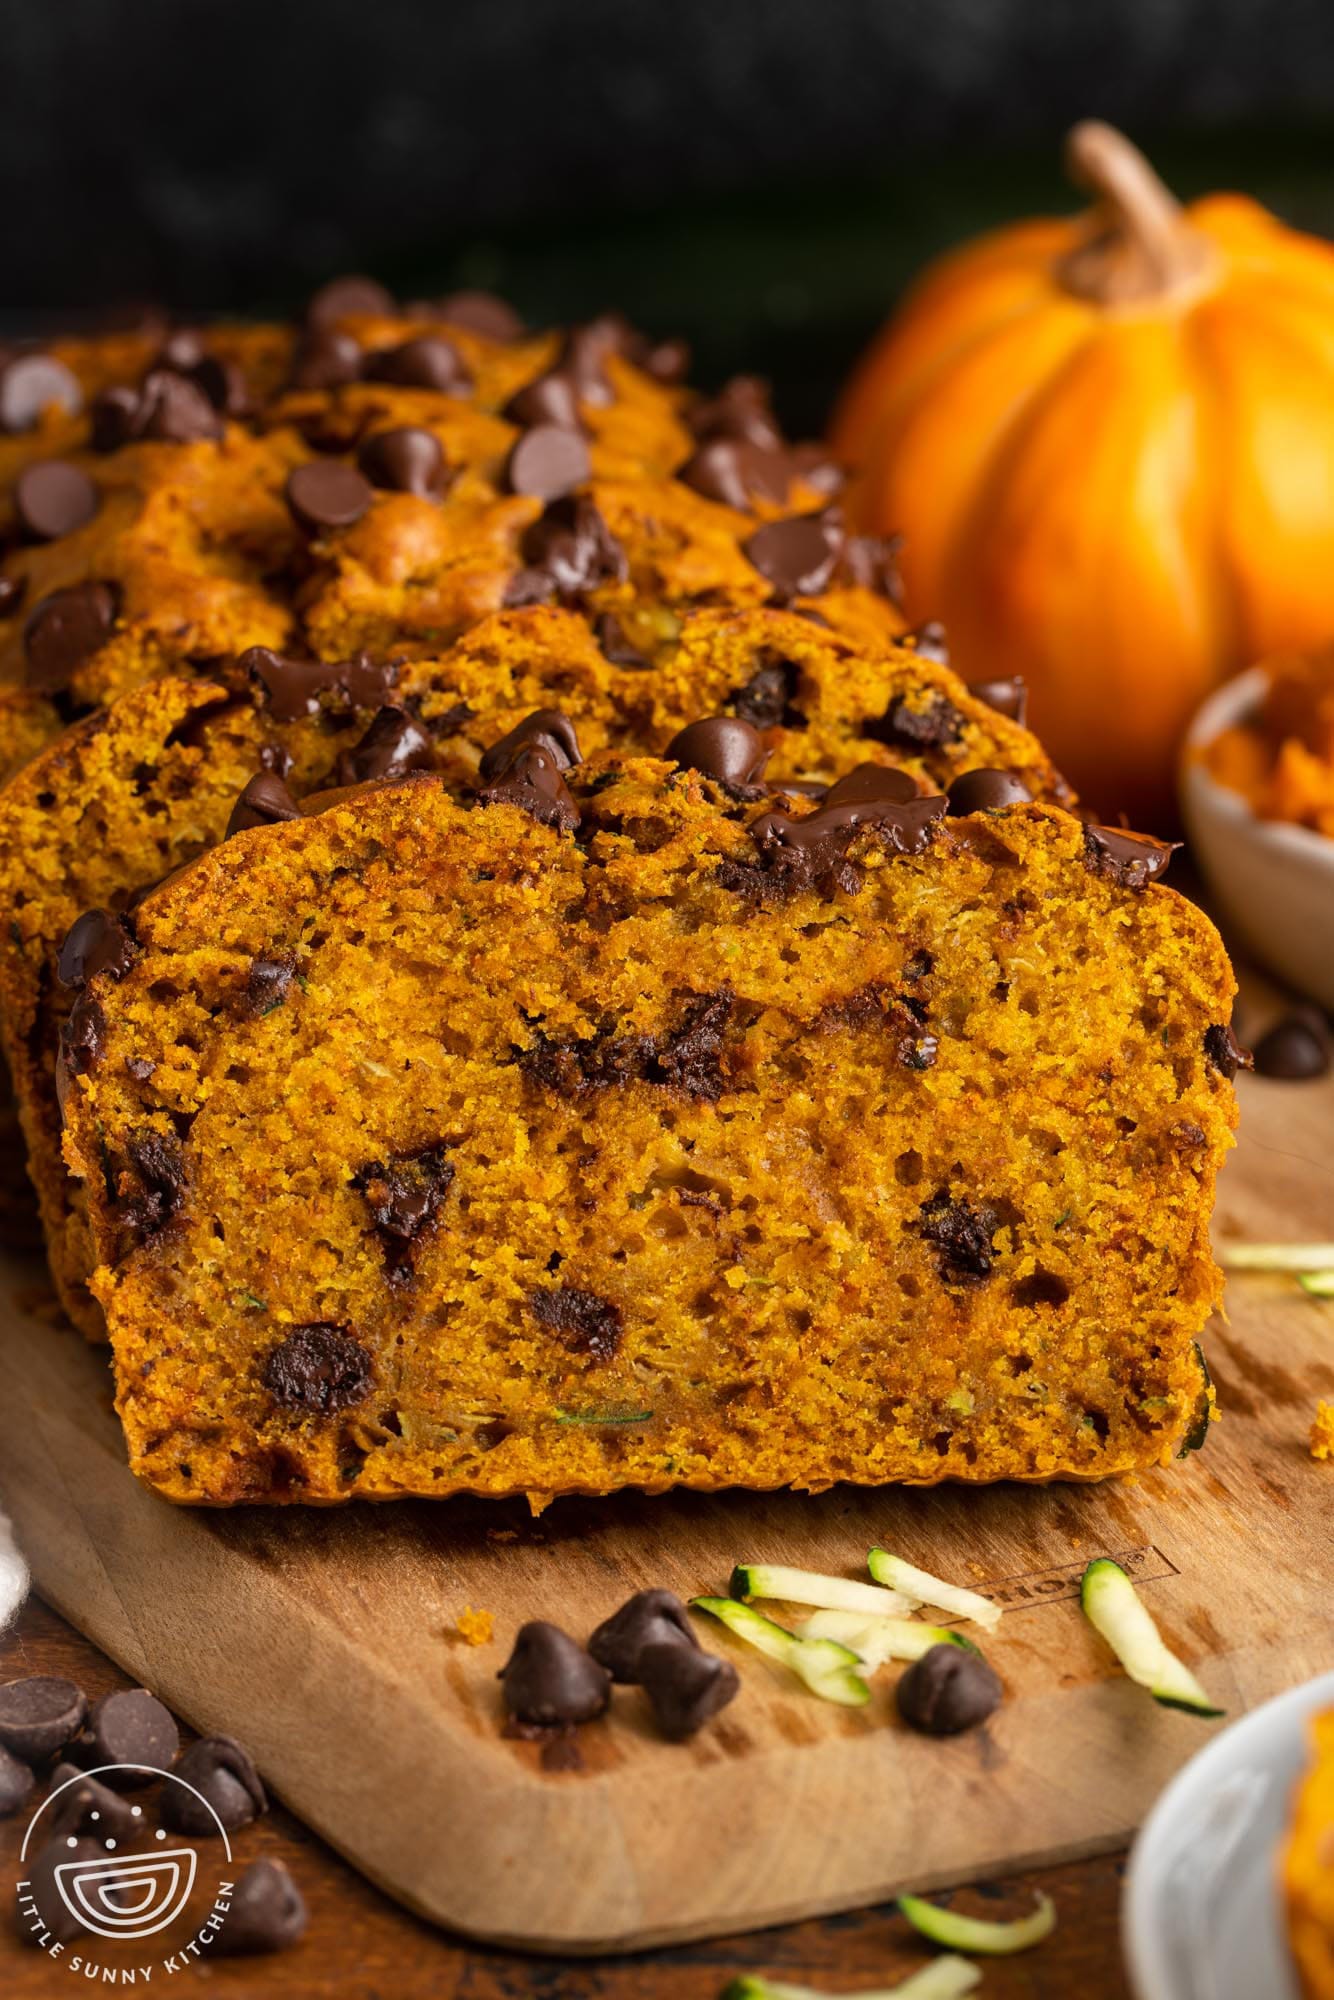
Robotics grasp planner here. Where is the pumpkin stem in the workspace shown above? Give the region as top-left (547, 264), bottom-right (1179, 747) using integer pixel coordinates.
top-left (1056, 121), bottom-right (1216, 305)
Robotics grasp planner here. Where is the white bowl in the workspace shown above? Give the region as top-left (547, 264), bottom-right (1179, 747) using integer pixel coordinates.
top-left (1123, 1669), bottom-right (1334, 2000)
top-left (1180, 668), bottom-right (1334, 1009)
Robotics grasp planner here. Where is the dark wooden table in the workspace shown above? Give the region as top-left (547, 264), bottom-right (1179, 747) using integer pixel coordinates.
top-left (0, 1595), bottom-right (1132, 1999)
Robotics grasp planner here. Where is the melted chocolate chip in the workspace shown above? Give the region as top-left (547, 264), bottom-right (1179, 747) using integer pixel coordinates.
top-left (640, 1642), bottom-right (740, 1741)
top-left (896, 1644), bottom-right (1002, 1735)
top-left (864, 691), bottom-right (964, 752)
top-left (1203, 1021), bottom-right (1254, 1081)
top-left (23, 581), bottom-right (118, 691)
top-left (362, 334), bottom-right (470, 395)
top-left (505, 423), bottom-right (591, 500)
top-left (305, 274), bottom-right (395, 329)
top-left (479, 707), bottom-right (581, 779)
top-left (285, 460), bottom-right (373, 536)
top-left (58, 994), bottom-right (107, 1090)
top-left (241, 646), bottom-right (398, 722)
top-left (245, 957), bottom-right (295, 1016)
top-left (821, 983), bottom-right (937, 1069)
top-left (678, 437), bottom-right (793, 511)
top-left (57, 909), bottom-right (137, 988)
top-left (0, 1746), bottom-right (34, 1817)
top-left (354, 1145), bottom-right (455, 1278)
top-left (723, 788), bottom-right (945, 902)
top-left (119, 1128), bottom-right (186, 1242)
top-left (823, 763), bottom-right (920, 809)
top-left (477, 748), bottom-right (580, 830)
top-left (519, 990), bottom-right (732, 1102)
top-left (336, 705), bottom-right (434, 785)
top-left (289, 327), bottom-right (362, 391)
top-left (0, 353), bottom-right (82, 433)
top-left (499, 1622), bottom-right (611, 1727)
top-left (262, 1324), bottom-right (374, 1414)
top-left (730, 654), bottom-right (804, 731)
top-left (595, 611), bottom-right (651, 669)
top-left (1252, 1011), bottom-right (1331, 1080)
top-left (15, 461), bottom-right (100, 541)
top-left (226, 770), bottom-right (301, 837)
top-left (504, 495), bottom-right (627, 606)
top-left (1082, 824), bottom-right (1177, 890)
top-left (970, 673), bottom-right (1028, 726)
top-left (0, 1677), bottom-right (88, 1762)
top-left (920, 1191), bottom-right (999, 1282)
top-left (588, 1590), bottom-right (699, 1683)
top-left (742, 509), bottom-right (842, 600)
top-left (161, 1736), bottom-right (267, 1835)
top-left (213, 1858), bottom-right (309, 1956)
top-left (666, 716), bottom-right (770, 791)
top-left (946, 768), bottom-right (1033, 814)
top-left (688, 375), bottom-right (784, 451)
top-left (504, 367), bottom-right (586, 433)
top-left (529, 1285), bottom-right (623, 1361)
top-left (357, 425), bottom-right (448, 498)
top-left (75, 1689), bottom-right (179, 1781)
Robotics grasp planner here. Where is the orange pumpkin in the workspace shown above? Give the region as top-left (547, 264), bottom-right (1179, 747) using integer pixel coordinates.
top-left (832, 122), bottom-right (1334, 825)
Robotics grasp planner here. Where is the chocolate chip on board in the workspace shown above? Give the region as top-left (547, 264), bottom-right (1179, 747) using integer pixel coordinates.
top-left (0, 352), bottom-right (82, 432)
top-left (285, 460), bottom-right (374, 537)
top-left (640, 1641), bottom-right (740, 1741)
top-left (665, 716), bottom-right (770, 792)
top-left (1252, 1010), bottom-right (1331, 1080)
top-left (74, 1689), bottom-right (180, 1784)
top-left (588, 1589), bottom-right (700, 1683)
top-left (505, 422), bottom-right (591, 500)
top-left (23, 581), bottom-right (118, 691)
top-left (946, 768), bottom-right (1033, 814)
top-left (262, 1324), bottom-right (374, 1414)
top-left (161, 1735), bottom-right (267, 1835)
top-left (213, 1857), bottom-right (309, 1956)
top-left (18, 1836), bottom-right (102, 1945)
top-left (0, 1745), bottom-right (34, 1816)
top-left (226, 770), bottom-right (301, 838)
top-left (499, 1621), bottom-right (612, 1727)
top-left (45, 1762), bottom-right (141, 1841)
top-left (356, 424), bottom-right (448, 497)
top-left (896, 1643), bottom-right (1003, 1735)
top-left (0, 1677), bottom-right (89, 1763)
top-left (15, 461), bottom-right (100, 541)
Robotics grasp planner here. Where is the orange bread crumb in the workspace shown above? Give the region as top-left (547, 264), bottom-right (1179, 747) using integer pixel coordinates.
top-left (456, 1607), bottom-right (495, 1647)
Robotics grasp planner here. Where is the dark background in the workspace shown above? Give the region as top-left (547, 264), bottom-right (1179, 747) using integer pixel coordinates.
top-left (8, 0), bottom-right (1334, 429)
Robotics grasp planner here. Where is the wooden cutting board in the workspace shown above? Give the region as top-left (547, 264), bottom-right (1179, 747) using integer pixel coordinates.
top-left (1, 1062), bottom-right (1331, 1955)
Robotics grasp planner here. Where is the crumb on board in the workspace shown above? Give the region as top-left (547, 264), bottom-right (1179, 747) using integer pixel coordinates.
top-left (1310, 1402), bottom-right (1334, 1461)
top-left (455, 1605), bottom-right (495, 1647)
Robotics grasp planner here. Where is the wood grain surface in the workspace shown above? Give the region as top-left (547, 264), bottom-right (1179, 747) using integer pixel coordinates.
top-left (0, 1055), bottom-right (1330, 1966)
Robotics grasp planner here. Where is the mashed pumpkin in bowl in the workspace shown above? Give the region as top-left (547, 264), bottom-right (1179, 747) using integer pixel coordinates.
top-left (1202, 648), bottom-right (1334, 838)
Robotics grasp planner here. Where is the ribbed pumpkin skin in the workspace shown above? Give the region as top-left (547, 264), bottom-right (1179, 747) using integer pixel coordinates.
top-left (832, 192), bottom-right (1334, 826)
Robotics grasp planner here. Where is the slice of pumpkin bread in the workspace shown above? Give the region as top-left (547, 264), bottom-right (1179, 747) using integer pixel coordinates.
top-left (59, 729), bottom-right (1238, 1504)
top-left (0, 612), bottom-right (1058, 1336)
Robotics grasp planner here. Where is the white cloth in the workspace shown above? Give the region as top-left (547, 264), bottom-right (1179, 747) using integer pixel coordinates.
top-left (0, 1506), bottom-right (29, 1631)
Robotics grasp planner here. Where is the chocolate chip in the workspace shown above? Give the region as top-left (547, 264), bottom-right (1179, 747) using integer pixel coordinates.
top-left (588, 1589), bottom-right (700, 1683)
top-left (519, 990), bottom-right (732, 1103)
top-left (58, 994), bottom-right (107, 1091)
top-left (305, 274), bottom-right (395, 330)
top-left (57, 909), bottom-right (137, 988)
top-left (1082, 824), bottom-right (1177, 890)
top-left (504, 367), bottom-right (586, 433)
top-left (354, 1145), bottom-right (455, 1278)
top-left (240, 646), bottom-right (398, 721)
top-left (0, 1745), bottom-right (34, 1816)
top-left (91, 370), bottom-right (222, 449)
top-left (214, 1857), bottom-right (309, 1956)
top-left (289, 328), bottom-right (363, 391)
top-left (595, 610), bottom-right (651, 669)
top-left (425, 290), bottom-right (524, 341)
top-left (362, 334), bottom-right (470, 395)
top-left (480, 706), bottom-right (581, 778)
top-left (864, 691), bottom-right (964, 752)
top-left (245, 957), bottom-right (295, 1016)
top-left (689, 375), bottom-right (783, 451)
top-left (499, 1622), bottom-right (611, 1727)
top-left (921, 1192), bottom-right (999, 1282)
top-left (790, 440), bottom-right (846, 496)
top-left (356, 425), bottom-right (448, 497)
top-left (285, 460), bottom-right (373, 537)
top-left (161, 1735), bottom-right (266, 1834)
top-left (0, 574), bottom-right (25, 618)
top-left (505, 423), bottom-right (591, 500)
top-left (970, 673), bottom-right (1027, 726)
top-left (119, 1129), bottom-right (186, 1242)
top-left (45, 1762), bottom-right (140, 1841)
top-left (901, 621), bottom-right (949, 665)
top-left (742, 509), bottom-right (842, 600)
top-left (947, 768), bottom-right (1033, 814)
top-left (678, 438), bottom-right (793, 511)
top-left (666, 716), bottom-right (770, 791)
top-left (896, 1644), bottom-right (1002, 1735)
top-left (505, 494), bottom-right (627, 605)
top-left (640, 1642), bottom-right (740, 1741)
top-left (478, 744), bottom-right (580, 831)
top-left (18, 1836), bottom-right (101, 1945)
top-left (838, 531), bottom-right (903, 603)
top-left (561, 315), bottom-right (634, 404)
top-left (226, 770), bottom-right (301, 838)
top-left (0, 1678), bottom-right (88, 1762)
top-left (1203, 1021), bottom-right (1254, 1080)
top-left (823, 763), bottom-right (921, 809)
top-left (641, 334), bottom-right (691, 384)
top-left (262, 1324), bottom-right (374, 1414)
top-left (14, 461), bottom-right (99, 541)
top-left (0, 352), bottom-right (82, 433)
top-left (730, 654), bottom-right (804, 731)
top-left (529, 1285), bottom-right (622, 1361)
top-left (1252, 1011), bottom-right (1331, 1080)
top-left (336, 705), bottom-right (434, 785)
top-left (76, 1689), bottom-right (179, 1782)
top-left (23, 581), bottom-right (118, 691)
